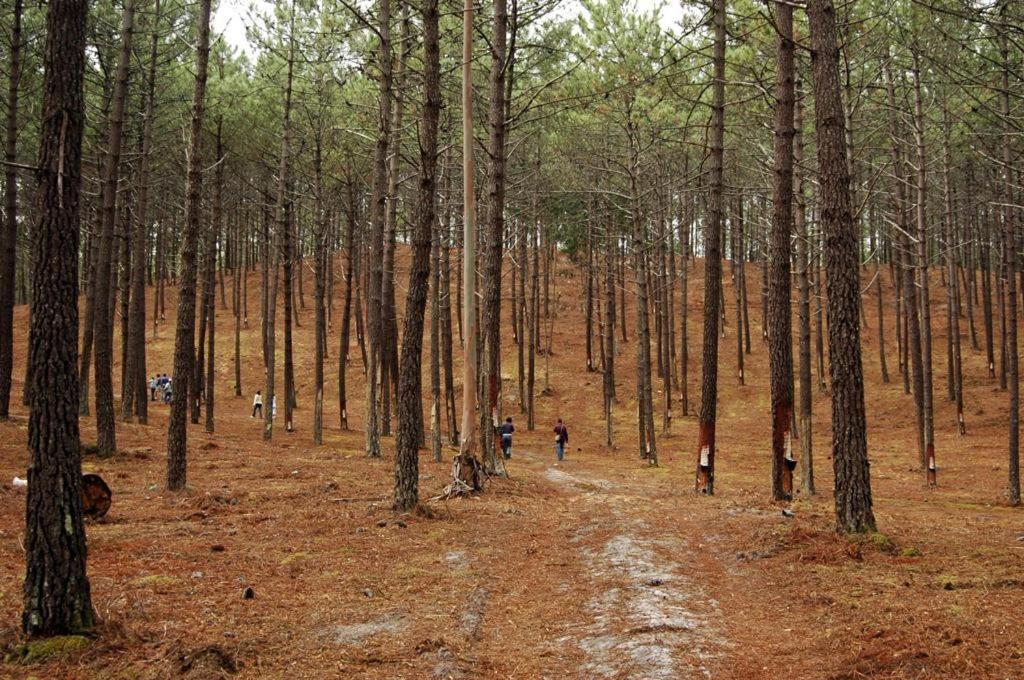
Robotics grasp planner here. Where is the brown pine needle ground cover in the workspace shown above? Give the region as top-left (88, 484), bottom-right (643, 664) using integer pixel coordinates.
top-left (1, 249), bottom-right (1022, 678)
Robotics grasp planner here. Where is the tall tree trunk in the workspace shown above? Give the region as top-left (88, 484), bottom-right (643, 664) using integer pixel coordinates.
top-left (458, 0), bottom-right (481, 468)
top-left (604, 214), bottom-right (616, 446)
top-left (122, 0), bottom-right (160, 425)
top-left (678, 182), bottom-right (689, 416)
top-left (732, 197), bottom-right (745, 385)
top-left (943, 120), bottom-right (965, 434)
top-left (205, 119), bottom-right (223, 435)
top-left (441, 207), bottom-right (458, 444)
top-left (395, 0), bottom-right (440, 510)
top-left (166, 0), bottom-right (212, 490)
top-left (808, 0), bottom-right (875, 533)
top-left (0, 0), bottom-right (23, 420)
top-left (93, 0), bottom-right (136, 457)
top-left (697, 0), bottom-right (725, 494)
top-left (794, 83), bottom-right (814, 495)
top-left (480, 0), bottom-right (508, 475)
top-left (912, 63), bottom-right (936, 484)
top-left (769, 0), bottom-right (795, 501)
top-left (1000, 18), bottom-right (1019, 505)
top-left (886, 68), bottom-right (926, 467)
top-left (366, 0), bottom-right (393, 458)
top-left (22, 0), bottom-right (94, 636)
top-left (339, 179), bottom-right (356, 430)
top-left (313, 137), bottom-right (326, 446)
top-left (381, 11), bottom-right (411, 438)
top-left (430, 169), bottom-right (444, 462)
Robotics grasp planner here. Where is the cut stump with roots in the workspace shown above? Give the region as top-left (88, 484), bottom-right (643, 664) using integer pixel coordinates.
top-left (432, 452), bottom-right (485, 501)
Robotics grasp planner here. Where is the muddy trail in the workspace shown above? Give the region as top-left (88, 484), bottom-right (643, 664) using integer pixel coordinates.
top-left (513, 449), bottom-right (730, 678)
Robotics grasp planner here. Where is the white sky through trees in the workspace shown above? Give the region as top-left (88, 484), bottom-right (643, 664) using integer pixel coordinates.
top-left (212, 0), bottom-right (689, 57)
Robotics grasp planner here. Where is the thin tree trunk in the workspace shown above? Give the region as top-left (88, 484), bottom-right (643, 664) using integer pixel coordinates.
top-left (697, 0), bottom-right (725, 493)
top-left (795, 83), bottom-right (814, 495)
top-left (93, 0), bottom-right (136, 456)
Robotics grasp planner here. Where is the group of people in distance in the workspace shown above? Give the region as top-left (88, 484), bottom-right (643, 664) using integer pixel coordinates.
top-left (245, 390), bottom-right (571, 463)
top-left (498, 416), bottom-right (570, 464)
top-left (148, 374), bottom-right (172, 403)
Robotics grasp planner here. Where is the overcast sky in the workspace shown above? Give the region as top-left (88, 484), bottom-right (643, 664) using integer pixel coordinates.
top-left (212, 0), bottom-right (690, 57)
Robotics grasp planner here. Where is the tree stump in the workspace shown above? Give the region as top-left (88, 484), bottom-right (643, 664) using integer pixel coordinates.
top-left (81, 473), bottom-right (112, 519)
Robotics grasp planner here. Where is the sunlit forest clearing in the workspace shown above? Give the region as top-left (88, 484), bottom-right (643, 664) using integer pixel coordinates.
top-left (1, 0), bottom-right (1023, 677)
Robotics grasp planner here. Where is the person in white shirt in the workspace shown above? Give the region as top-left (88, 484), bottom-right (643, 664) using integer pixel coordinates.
top-left (252, 390), bottom-right (263, 418)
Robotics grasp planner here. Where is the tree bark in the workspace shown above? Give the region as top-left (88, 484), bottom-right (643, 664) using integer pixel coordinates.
top-left (808, 0), bottom-right (875, 533)
top-left (93, 0), bottom-right (136, 456)
top-left (794, 82), bottom-right (814, 495)
top-left (0, 0), bottom-right (23, 420)
top-left (395, 0), bottom-right (441, 511)
top-left (697, 0), bottom-right (725, 494)
top-left (23, 0), bottom-right (94, 636)
top-left (166, 0), bottom-right (212, 490)
top-left (122, 0), bottom-right (160, 425)
top-left (769, 0), bottom-right (795, 501)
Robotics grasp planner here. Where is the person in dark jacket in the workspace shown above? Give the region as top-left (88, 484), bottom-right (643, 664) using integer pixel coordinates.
top-left (499, 417), bottom-right (515, 459)
top-left (553, 419), bottom-right (569, 462)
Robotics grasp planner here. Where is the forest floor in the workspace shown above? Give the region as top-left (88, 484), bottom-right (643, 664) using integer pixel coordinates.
top-left (1, 249), bottom-right (1023, 679)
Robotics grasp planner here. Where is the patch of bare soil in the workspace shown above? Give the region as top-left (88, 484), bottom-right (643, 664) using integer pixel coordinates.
top-left (539, 457), bottom-right (726, 678)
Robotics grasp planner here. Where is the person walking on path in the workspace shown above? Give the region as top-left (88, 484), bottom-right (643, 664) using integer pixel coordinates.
top-left (499, 417), bottom-right (515, 459)
top-left (252, 390), bottom-right (263, 419)
top-left (554, 418), bottom-right (569, 462)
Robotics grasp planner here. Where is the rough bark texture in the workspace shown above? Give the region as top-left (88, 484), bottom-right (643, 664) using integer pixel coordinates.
top-left (794, 86), bottom-right (814, 495)
top-left (1000, 23), bottom-right (1019, 505)
top-left (809, 0), bottom-right (875, 533)
top-left (23, 0), bottom-right (94, 636)
top-left (122, 0), bottom-right (160, 425)
top-left (697, 0), bottom-right (725, 494)
top-left (768, 0), bottom-right (795, 501)
top-left (166, 0), bottom-right (212, 490)
top-left (394, 0), bottom-right (441, 511)
top-left (479, 0), bottom-right (509, 475)
top-left (0, 0), bottom-right (23, 420)
top-left (365, 0), bottom-right (392, 458)
top-left (93, 0), bottom-right (136, 456)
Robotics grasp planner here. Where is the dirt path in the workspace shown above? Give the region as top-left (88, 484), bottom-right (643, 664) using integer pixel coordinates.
top-left (519, 450), bottom-right (729, 678)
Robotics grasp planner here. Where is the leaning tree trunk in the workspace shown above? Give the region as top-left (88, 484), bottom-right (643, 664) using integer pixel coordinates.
top-left (23, 0), bottom-right (94, 637)
top-left (166, 0), bottom-right (212, 490)
top-left (697, 0), bottom-right (726, 494)
top-left (93, 0), bottom-right (136, 457)
top-left (808, 0), bottom-right (875, 533)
